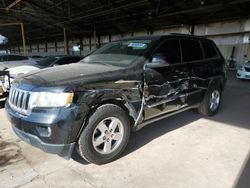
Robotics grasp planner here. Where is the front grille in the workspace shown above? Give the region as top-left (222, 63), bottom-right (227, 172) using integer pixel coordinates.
top-left (9, 87), bottom-right (31, 114)
top-left (245, 67), bottom-right (250, 72)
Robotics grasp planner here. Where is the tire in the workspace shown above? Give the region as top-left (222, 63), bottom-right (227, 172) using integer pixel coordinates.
top-left (198, 84), bottom-right (222, 116)
top-left (78, 104), bottom-right (131, 165)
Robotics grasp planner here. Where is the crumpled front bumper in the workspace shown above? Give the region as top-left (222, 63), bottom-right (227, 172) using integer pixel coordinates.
top-left (5, 99), bottom-right (87, 159)
top-left (13, 125), bottom-right (75, 159)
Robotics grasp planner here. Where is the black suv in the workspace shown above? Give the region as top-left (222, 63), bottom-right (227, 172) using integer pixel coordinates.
top-left (5, 34), bottom-right (226, 165)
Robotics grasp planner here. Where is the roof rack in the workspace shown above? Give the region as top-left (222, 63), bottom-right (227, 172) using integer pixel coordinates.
top-left (169, 33), bottom-right (204, 38)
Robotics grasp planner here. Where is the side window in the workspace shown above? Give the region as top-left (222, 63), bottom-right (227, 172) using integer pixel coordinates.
top-left (8, 55), bottom-right (16, 61)
top-left (153, 39), bottom-right (181, 64)
top-left (8, 55), bottom-right (28, 61)
top-left (181, 39), bottom-right (203, 62)
top-left (1, 55), bottom-right (8, 61)
top-left (201, 41), bottom-right (218, 59)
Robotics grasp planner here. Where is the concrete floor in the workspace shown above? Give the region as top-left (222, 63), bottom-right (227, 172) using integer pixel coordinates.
top-left (0, 72), bottom-right (250, 188)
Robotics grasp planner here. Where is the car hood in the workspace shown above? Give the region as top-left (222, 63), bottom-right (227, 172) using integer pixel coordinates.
top-left (7, 65), bottom-right (40, 76)
top-left (16, 63), bottom-right (123, 87)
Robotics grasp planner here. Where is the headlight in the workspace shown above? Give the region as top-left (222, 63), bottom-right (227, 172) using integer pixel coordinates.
top-left (29, 92), bottom-right (74, 108)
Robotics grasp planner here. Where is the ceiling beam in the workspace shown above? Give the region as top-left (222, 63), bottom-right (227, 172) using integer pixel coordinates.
top-left (6, 0), bottom-right (22, 10)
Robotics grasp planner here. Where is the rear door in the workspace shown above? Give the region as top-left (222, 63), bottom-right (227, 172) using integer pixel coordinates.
top-left (144, 39), bottom-right (189, 120)
top-left (180, 39), bottom-right (213, 106)
top-left (201, 40), bottom-right (221, 76)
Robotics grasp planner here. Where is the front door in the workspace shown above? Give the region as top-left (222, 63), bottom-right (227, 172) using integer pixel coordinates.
top-left (143, 39), bottom-right (188, 120)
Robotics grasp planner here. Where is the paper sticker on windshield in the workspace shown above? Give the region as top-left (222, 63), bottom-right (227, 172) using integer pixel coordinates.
top-left (128, 42), bottom-right (147, 49)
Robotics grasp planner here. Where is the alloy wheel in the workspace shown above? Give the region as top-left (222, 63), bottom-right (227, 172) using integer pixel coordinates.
top-left (92, 117), bottom-right (124, 154)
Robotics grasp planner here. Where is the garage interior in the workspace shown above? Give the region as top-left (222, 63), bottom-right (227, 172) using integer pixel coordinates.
top-left (0, 0), bottom-right (250, 65)
top-left (0, 0), bottom-right (250, 188)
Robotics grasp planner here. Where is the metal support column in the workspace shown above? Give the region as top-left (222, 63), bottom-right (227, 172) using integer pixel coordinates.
top-left (20, 23), bottom-right (26, 56)
top-left (93, 30), bottom-right (97, 49)
top-left (63, 27), bottom-right (68, 55)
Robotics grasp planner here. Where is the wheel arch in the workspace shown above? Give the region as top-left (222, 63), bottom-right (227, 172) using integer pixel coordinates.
top-left (94, 98), bottom-right (136, 126)
top-left (208, 74), bottom-right (226, 91)
top-left (76, 98), bottom-right (137, 140)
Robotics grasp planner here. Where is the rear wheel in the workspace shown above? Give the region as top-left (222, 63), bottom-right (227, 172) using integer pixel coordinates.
top-left (78, 104), bottom-right (131, 165)
top-left (198, 84), bottom-right (221, 116)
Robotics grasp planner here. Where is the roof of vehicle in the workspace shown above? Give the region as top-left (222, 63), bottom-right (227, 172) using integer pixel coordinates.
top-left (118, 33), bottom-right (209, 42)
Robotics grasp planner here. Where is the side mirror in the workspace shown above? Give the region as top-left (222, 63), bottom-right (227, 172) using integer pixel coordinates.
top-left (145, 54), bottom-right (170, 69)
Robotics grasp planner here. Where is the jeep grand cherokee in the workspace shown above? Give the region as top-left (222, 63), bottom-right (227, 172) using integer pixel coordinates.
top-left (5, 34), bottom-right (226, 165)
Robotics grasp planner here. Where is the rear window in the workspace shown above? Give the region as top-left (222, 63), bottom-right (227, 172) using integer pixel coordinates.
top-left (181, 39), bottom-right (203, 62)
top-left (0, 55), bottom-right (8, 61)
top-left (201, 41), bottom-right (219, 59)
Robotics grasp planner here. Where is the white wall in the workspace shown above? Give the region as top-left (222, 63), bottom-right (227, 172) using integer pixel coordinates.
top-left (194, 19), bottom-right (250, 65)
top-left (154, 26), bottom-right (191, 35)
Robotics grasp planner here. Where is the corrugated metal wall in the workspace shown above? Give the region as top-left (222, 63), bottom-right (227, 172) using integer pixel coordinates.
top-left (9, 19), bottom-right (250, 66)
top-left (194, 19), bottom-right (250, 66)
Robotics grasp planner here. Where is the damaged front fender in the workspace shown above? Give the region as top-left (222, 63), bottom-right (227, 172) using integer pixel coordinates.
top-left (74, 79), bottom-right (144, 135)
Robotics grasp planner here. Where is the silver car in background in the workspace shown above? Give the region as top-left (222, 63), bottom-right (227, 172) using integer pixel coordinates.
top-left (236, 61), bottom-right (250, 80)
top-left (0, 54), bottom-right (38, 98)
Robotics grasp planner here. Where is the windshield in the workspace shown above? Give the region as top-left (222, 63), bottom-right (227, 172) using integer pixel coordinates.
top-left (37, 56), bottom-right (59, 66)
top-left (80, 39), bottom-right (152, 67)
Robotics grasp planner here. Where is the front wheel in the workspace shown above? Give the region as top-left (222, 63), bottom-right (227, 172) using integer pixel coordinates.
top-left (198, 84), bottom-right (222, 116)
top-left (78, 104), bottom-right (131, 165)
